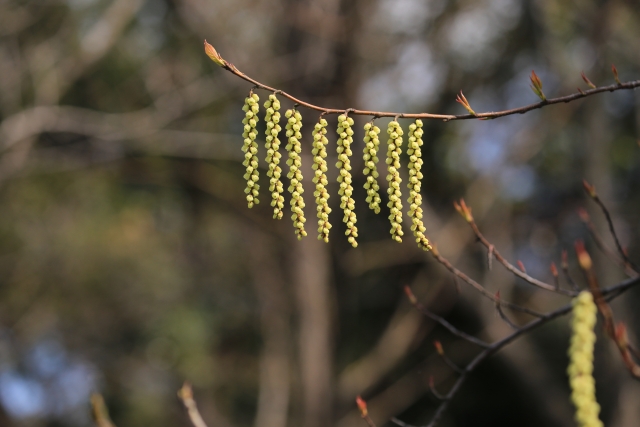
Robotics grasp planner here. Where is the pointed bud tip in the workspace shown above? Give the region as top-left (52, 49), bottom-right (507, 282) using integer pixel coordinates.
top-left (434, 340), bottom-right (444, 356)
top-left (356, 396), bottom-right (368, 417)
top-left (204, 40), bottom-right (226, 67)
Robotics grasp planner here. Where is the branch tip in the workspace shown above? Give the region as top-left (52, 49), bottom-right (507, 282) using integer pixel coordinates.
top-left (581, 71), bottom-right (597, 89)
top-left (574, 240), bottom-right (593, 271)
top-left (203, 40), bottom-right (226, 67)
top-left (612, 64), bottom-right (622, 85)
top-left (530, 70), bottom-right (546, 101)
top-left (455, 91), bottom-right (476, 115)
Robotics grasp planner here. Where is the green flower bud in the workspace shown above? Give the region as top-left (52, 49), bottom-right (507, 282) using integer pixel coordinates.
top-left (285, 109), bottom-right (307, 239)
top-left (242, 93), bottom-right (260, 208)
top-left (312, 117), bottom-right (332, 242)
top-left (386, 120), bottom-right (404, 242)
top-left (406, 120), bottom-right (431, 251)
top-left (337, 114), bottom-right (358, 247)
top-left (264, 94), bottom-right (284, 219)
top-left (568, 291), bottom-right (603, 427)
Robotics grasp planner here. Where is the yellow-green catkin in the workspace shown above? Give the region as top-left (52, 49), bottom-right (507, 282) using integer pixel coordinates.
top-left (363, 122), bottom-right (382, 213)
top-left (242, 92), bottom-right (260, 208)
top-left (336, 114), bottom-right (358, 247)
top-left (264, 94), bottom-right (284, 219)
top-left (386, 120), bottom-right (404, 242)
top-left (285, 108), bottom-right (307, 239)
top-left (407, 120), bottom-right (431, 251)
top-left (568, 291), bottom-right (603, 427)
top-left (312, 117), bottom-right (332, 242)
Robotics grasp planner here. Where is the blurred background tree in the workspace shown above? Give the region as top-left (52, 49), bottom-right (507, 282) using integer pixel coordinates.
top-left (0, 0), bottom-right (638, 426)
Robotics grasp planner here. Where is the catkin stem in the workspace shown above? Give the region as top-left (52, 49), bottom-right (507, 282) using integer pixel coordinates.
top-left (568, 291), bottom-right (603, 427)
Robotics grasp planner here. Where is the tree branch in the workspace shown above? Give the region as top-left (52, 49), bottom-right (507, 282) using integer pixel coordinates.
top-left (205, 42), bottom-right (640, 122)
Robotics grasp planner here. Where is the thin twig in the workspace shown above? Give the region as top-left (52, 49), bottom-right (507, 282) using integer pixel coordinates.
top-left (561, 250), bottom-right (580, 291)
top-left (178, 382), bottom-right (210, 427)
top-left (428, 377), bottom-right (447, 400)
top-left (390, 274), bottom-right (640, 427)
top-left (583, 182), bottom-right (640, 273)
top-left (404, 287), bottom-right (490, 348)
top-left (495, 292), bottom-right (521, 331)
top-left (90, 394), bottom-right (116, 427)
top-left (428, 246), bottom-right (545, 318)
top-left (433, 341), bottom-right (465, 374)
top-left (454, 199), bottom-right (572, 295)
top-left (207, 44), bottom-right (640, 122)
top-left (577, 208), bottom-right (637, 277)
top-left (575, 241), bottom-right (640, 379)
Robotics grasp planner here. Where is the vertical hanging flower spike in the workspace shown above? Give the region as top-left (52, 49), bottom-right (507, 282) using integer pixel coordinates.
top-left (363, 121), bottom-right (382, 213)
top-left (312, 117), bottom-right (332, 242)
top-left (242, 92), bottom-right (260, 208)
top-left (336, 114), bottom-right (358, 247)
top-left (285, 108), bottom-right (307, 239)
top-left (407, 120), bottom-right (431, 251)
top-left (386, 120), bottom-right (404, 242)
top-left (264, 94), bottom-right (284, 219)
top-left (568, 291), bottom-right (603, 427)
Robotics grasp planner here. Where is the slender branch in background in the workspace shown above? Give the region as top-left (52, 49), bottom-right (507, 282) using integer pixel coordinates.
top-left (550, 262), bottom-right (560, 290)
top-left (583, 180), bottom-right (639, 273)
top-left (178, 383), bottom-right (210, 427)
top-left (428, 377), bottom-right (447, 401)
top-left (90, 394), bottom-right (116, 427)
top-left (404, 286), bottom-right (490, 348)
top-left (494, 291), bottom-right (521, 331)
top-left (561, 250), bottom-right (580, 291)
top-left (427, 244), bottom-right (545, 318)
top-left (390, 274), bottom-right (640, 427)
top-left (432, 341), bottom-right (464, 374)
top-left (453, 199), bottom-right (573, 296)
top-left (356, 396), bottom-right (377, 427)
top-left (204, 41), bottom-right (640, 122)
top-left (577, 208), bottom-right (638, 277)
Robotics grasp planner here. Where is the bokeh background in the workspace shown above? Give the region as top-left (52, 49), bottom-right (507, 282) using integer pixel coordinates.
top-left (0, 0), bottom-right (639, 426)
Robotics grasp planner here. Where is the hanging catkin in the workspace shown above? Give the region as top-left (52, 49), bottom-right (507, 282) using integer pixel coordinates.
top-left (241, 92), bottom-right (260, 208)
top-left (386, 120), bottom-right (404, 242)
top-left (264, 94), bottom-right (284, 219)
top-left (312, 117), bottom-right (331, 242)
top-left (285, 109), bottom-right (307, 239)
top-left (336, 114), bottom-right (358, 247)
top-left (407, 120), bottom-right (431, 251)
top-left (363, 122), bottom-right (382, 214)
top-left (568, 291), bottom-right (603, 427)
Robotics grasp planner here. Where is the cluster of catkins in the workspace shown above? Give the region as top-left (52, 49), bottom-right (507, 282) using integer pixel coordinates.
top-left (568, 291), bottom-right (603, 427)
top-left (239, 92), bottom-right (431, 251)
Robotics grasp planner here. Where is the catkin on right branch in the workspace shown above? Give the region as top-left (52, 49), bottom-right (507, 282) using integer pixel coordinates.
top-left (568, 291), bottom-right (603, 427)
